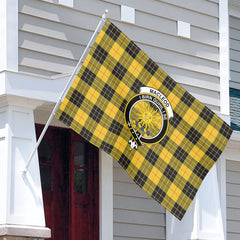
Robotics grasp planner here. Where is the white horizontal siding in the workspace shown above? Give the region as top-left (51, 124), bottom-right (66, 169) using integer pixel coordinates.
top-left (102, 0), bottom-right (219, 31)
top-left (114, 223), bottom-right (165, 240)
top-left (229, 15), bottom-right (240, 131)
top-left (101, 0), bottom-right (220, 111)
top-left (113, 161), bottom-right (166, 240)
top-left (226, 160), bottom-right (240, 240)
top-left (156, 0), bottom-right (219, 17)
top-left (230, 16), bottom-right (240, 90)
top-left (18, 0), bottom-right (105, 75)
top-left (19, 0), bottom-right (220, 111)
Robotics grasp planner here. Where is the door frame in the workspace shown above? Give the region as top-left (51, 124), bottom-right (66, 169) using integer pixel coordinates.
top-left (36, 124), bottom-right (100, 240)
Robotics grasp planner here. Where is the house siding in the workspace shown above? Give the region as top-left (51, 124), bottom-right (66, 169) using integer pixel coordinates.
top-left (230, 16), bottom-right (240, 90)
top-left (229, 16), bottom-right (240, 131)
top-left (228, 14), bottom-right (240, 240)
top-left (226, 160), bottom-right (240, 240)
top-left (19, 0), bottom-right (220, 111)
top-left (113, 161), bottom-right (166, 240)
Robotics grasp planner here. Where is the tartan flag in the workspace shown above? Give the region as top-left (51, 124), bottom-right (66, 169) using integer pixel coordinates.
top-left (55, 20), bottom-right (232, 220)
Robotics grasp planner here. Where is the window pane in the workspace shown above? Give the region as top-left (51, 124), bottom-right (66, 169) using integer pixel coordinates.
top-left (39, 140), bottom-right (52, 163)
top-left (40, 165), bottom-right (52, 191)
top-left (74, 142), bottom-right (87, 167)
top-left (74, 169), bottom-right (88, 194)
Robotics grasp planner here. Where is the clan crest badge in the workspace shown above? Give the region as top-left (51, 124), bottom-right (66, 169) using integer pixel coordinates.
top-left (124, 87), bottom-right (174, 149)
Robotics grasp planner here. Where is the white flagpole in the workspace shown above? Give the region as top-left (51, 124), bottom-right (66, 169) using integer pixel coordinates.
top-left (22, 9), bottom-right (109, 174)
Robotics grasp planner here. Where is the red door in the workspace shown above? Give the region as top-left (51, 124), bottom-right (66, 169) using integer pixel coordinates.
top-left (37, 125), bottom-right (99, 240)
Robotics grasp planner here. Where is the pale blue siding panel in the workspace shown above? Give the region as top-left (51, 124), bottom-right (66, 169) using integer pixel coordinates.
top-left (227, 160), bottom-right (240, 240)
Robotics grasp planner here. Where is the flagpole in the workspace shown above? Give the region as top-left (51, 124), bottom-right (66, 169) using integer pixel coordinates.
top-left (22, 9), bottom-right (108, 174)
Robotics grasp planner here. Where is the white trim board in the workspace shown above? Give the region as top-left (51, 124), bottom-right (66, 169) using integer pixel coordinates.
top-left (99, 151), bottom-right (113, 240)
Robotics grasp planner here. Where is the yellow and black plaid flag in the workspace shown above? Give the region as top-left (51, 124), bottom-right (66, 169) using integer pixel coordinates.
top-left (55, 20), bottom-right (232, 220)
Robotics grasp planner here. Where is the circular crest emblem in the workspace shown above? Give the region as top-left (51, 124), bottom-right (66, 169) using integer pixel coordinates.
top-left (124, 87), bottom-right (173, 149)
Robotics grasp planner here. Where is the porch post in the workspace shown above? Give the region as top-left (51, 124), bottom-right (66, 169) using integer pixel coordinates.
top-left (166, 165), bottom-right (224, 240)
top-left (0, 96), bottom-right (51, 240)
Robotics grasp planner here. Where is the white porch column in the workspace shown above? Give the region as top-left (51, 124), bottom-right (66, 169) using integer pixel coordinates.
top-left (0, 96), bottom-right (50, 240)
top-left (166, 165), bottom-right (224, 240)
